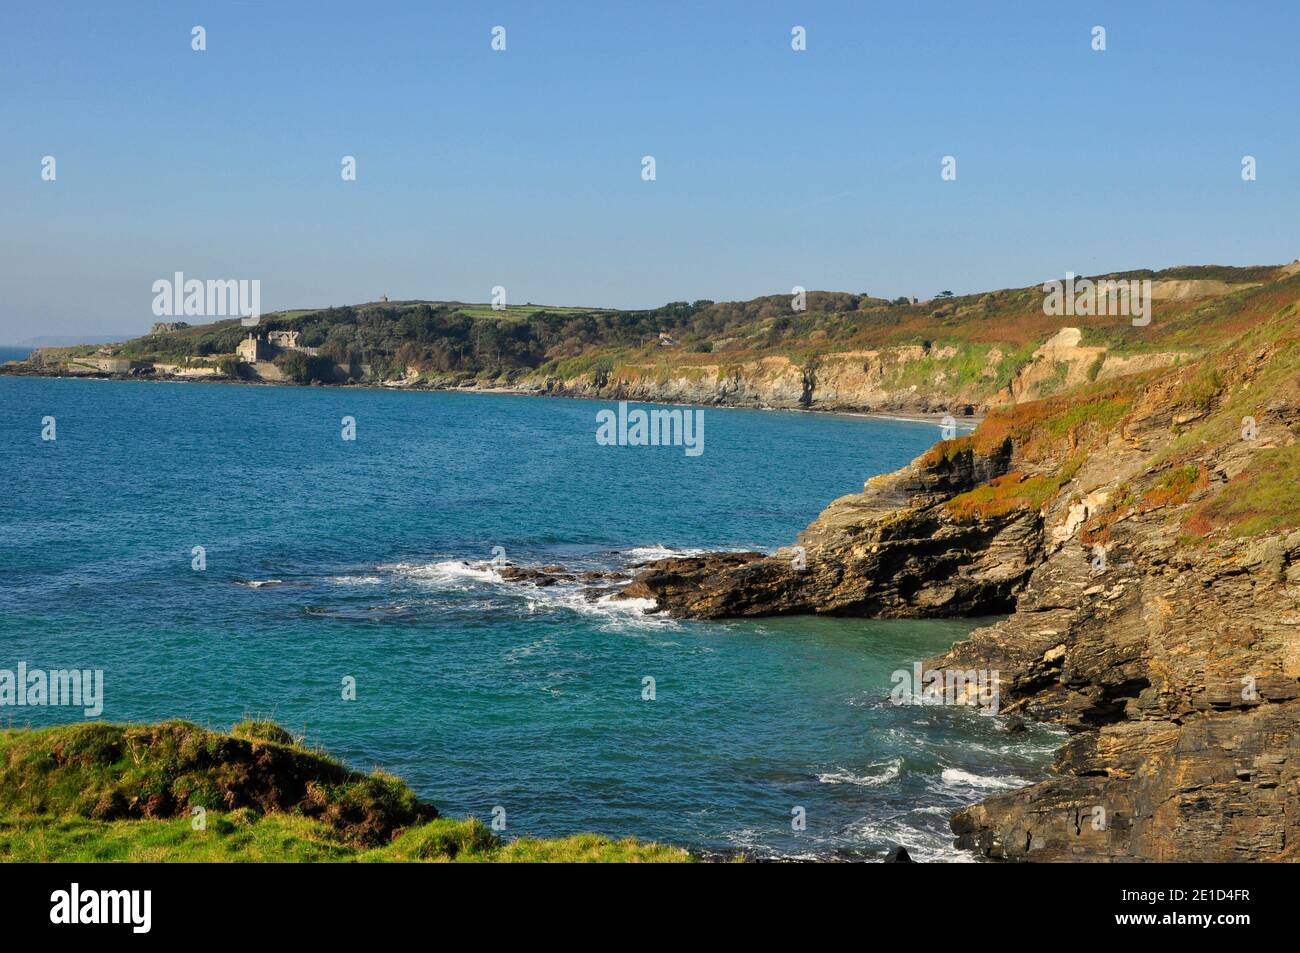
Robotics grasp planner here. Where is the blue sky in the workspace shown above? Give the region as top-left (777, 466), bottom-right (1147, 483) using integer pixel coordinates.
top-left (2, 0), bottom-right (1297, 340)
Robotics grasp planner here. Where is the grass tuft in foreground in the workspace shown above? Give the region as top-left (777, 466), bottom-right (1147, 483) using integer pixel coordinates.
top-left (0, 721), bottom-right (691, 863)
top-left (0, 815), bottom-right (691, 863)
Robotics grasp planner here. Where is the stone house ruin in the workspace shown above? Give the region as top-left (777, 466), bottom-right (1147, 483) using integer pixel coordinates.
top-left (236, 330), bottom-right (318, 363)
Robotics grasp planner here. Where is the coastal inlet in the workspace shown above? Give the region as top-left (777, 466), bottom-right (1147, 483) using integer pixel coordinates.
top-left (0, 376), bottom-right (1057, 860)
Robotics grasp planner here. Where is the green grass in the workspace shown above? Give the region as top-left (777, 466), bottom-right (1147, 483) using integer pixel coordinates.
top-left (1141, 464), bottom-right (1205, 509)
top-left (0, 815), bottom-right (692, 863)
top-left (0, 720), bottom-right (693, 863)
top-left (1156, 327), bottom-right (1300, 467)
top-left (1185, 446), bottom-right (1300, 538)
top-left (943, 454), bottom-right (1084, 522)
top-left (880, 341), bottom-right (1031, 398)
top-left (1036, 393), bottom-right (1134, 445)
top-left (487, 833), bottom-right (690, 863)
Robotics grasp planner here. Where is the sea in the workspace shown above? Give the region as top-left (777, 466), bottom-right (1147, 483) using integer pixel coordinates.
top-left (0, 374), bottom-right (1059, 860)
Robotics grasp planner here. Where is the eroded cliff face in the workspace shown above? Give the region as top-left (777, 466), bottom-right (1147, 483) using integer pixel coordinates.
top-left (620, 323), bottom-right (1300, 862)
top-left (535, 348), bottom-right (972, 414)
top-left (521, 334), bottom-right (1188, 416)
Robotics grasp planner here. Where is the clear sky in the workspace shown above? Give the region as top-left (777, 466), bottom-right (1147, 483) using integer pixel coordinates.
top-left (2, 0), bottom-right (1297, 341)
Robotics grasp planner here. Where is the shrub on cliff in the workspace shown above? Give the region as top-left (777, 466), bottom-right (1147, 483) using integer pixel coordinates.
top-left (230, 719), bottom-right (296, 746)
top-left (0, 720), bottom-right (435, 845)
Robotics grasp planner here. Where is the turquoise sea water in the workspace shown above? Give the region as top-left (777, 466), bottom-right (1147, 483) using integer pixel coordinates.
top-left (0, 376), bottom-right (1058, 860)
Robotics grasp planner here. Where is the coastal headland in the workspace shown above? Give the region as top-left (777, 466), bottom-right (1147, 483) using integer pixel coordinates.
top-left (8, 260), bottom-right (1300, 861)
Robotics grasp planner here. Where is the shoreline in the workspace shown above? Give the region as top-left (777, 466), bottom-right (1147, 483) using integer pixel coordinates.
top-left (0, 364), bottom-right (983, 428)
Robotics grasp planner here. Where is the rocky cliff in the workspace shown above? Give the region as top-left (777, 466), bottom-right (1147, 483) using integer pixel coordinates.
top-left (619, 276), bottom-right (1300, 861)
top-left (483, 333), bottom-right (1189, 417)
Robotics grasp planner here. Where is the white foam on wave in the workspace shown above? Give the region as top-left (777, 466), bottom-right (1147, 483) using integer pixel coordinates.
top-left (376, 558), bottom-right (673, 629)
top-left (240, 579), bottom-right (284, 589)
top-left (379, 560), bottom-right (502, 587)
top-left (717, 828), bottom-right (828, 863)
top-left (959, 735), bottom-right (1067, 759)
top-left (621, 544), bottom-right (765, 563)
top-left (622, 545), bottom-right (706, 561)
top-left (525, 589), bottom-right (673, 630)
top-left (846, 815), bottom-right (977, 864)
top-left (816, 758), bottom-right (901, 787)
top-left (720, 808), bottom-right (973, 863)
top-left (940, 767), bottom-right (1021, 791)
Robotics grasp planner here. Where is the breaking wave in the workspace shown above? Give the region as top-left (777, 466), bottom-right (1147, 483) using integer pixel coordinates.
top-left (939, 767), bottom-right (1022, 791)
top-left (816, 758), bottom-right (902, 787)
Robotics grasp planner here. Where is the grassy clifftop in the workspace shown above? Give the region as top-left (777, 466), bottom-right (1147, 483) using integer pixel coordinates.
top-left (0, 720), bottom-right (689, 863)
top-left (923, 286), bottom-right (1300, 544)
top-left (14, 263), bottom-right (1295, 410)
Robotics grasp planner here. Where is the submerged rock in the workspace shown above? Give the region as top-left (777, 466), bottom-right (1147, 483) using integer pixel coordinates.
top-left (496, 565), bottom-right (571, 586)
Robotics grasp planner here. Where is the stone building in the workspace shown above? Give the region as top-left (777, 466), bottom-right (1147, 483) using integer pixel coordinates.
top-left (236, 333), bottom-right (269, 363)
top-left (235, 330), bottom-right (318, 364)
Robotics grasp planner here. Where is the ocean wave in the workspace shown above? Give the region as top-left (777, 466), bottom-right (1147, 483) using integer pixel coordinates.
top-left (844, 815), bottom-right (976, 863)
top-left (716, 827), bottom-right (827, 862)
top-left (524, 589), bottom-right (672, 629)
top-left (957, 736), bottom-right (1067, 759)
top-left (816, 758), bottom-right (901, 787)
top-left (719, 811), bottom-right (971, 863)
top-left (375, 557), bottom-right (671, 630)
top-left (379, 559), bottom-right (502, 587)
top-left (939, 767), bottom-right (1022, 791)
top-left (621, 545), bottom-right (706, 562)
